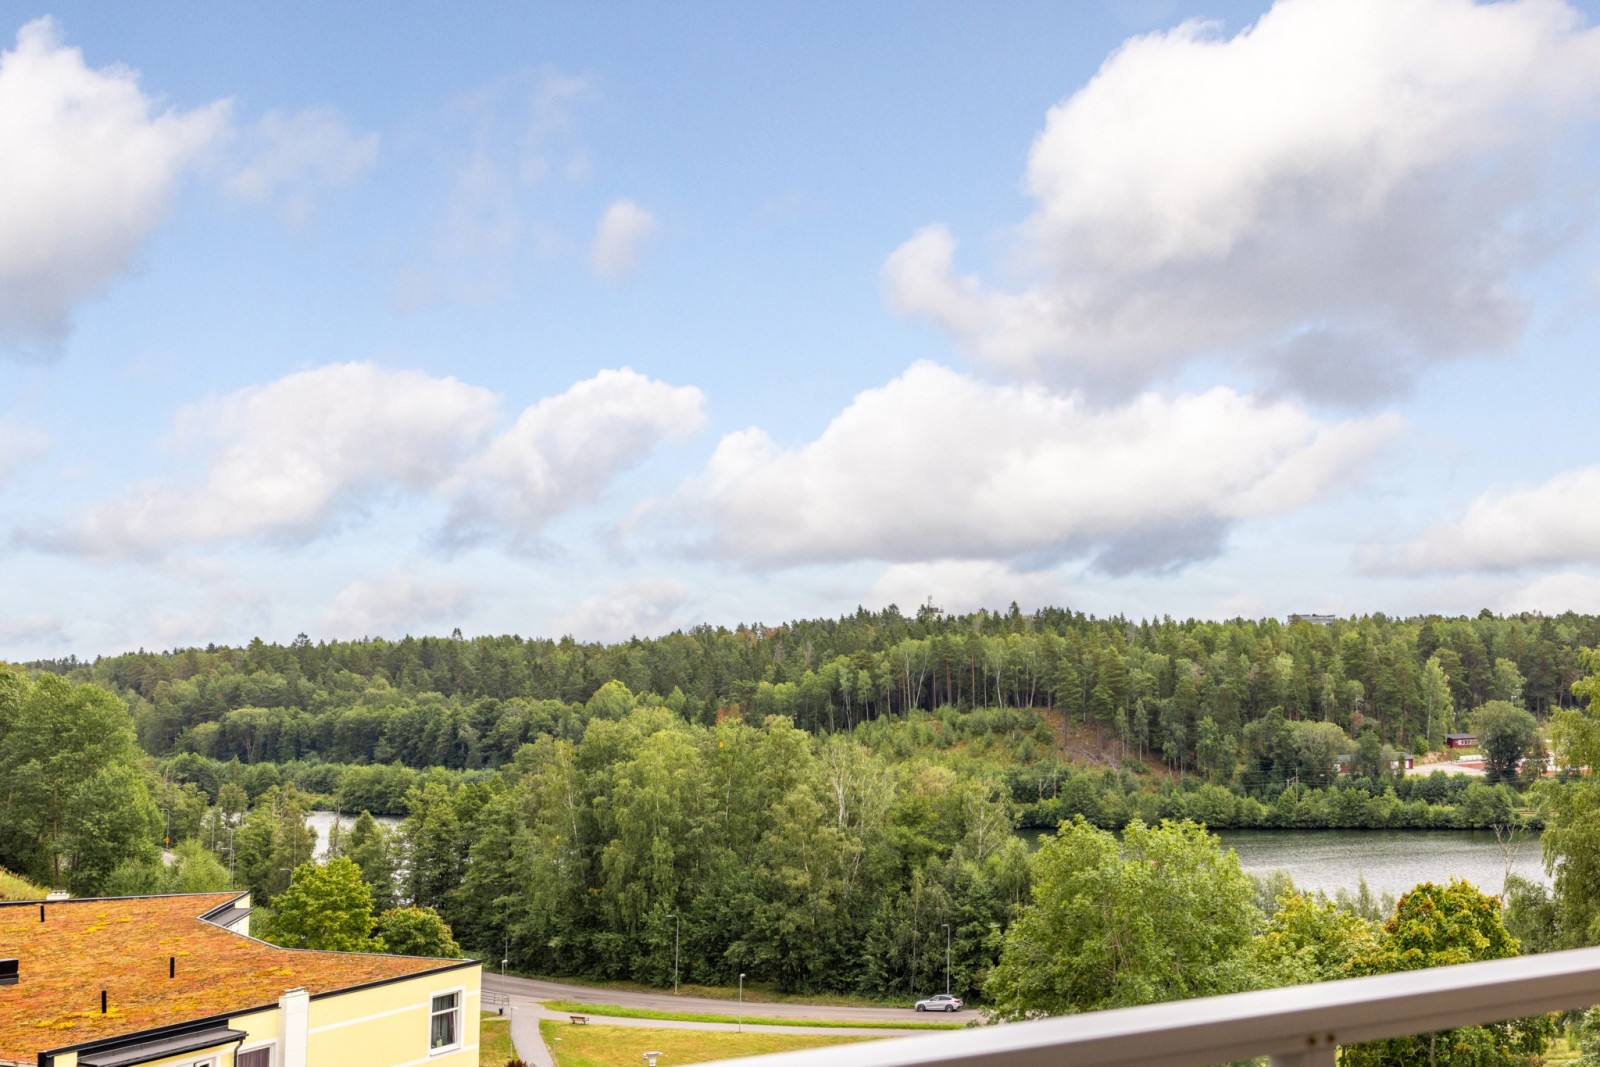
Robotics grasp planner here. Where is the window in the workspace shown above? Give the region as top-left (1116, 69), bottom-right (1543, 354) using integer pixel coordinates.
top-left (238, 1047), bottom-right (273, 1067)
top-left (429, 991), bottom-right (461, 1052)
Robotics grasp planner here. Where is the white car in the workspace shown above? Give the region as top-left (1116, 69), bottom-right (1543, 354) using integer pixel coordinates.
top-left (915, 993), bottom-right (963, 1012)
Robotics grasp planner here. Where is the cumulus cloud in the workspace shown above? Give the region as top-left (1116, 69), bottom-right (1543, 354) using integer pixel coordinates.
top-left (550, 578), bottom-right (688, 643)
top-left (50, 363), bottom-right (498, 559)
top-left (227, 106), bottom-right (379, 226)
top-left (322, 569), bottom-right (471, 638)
top-left (590, 200), bottom-right (657, 279)
top-left (0, 17), bottom-right (228, 351)
top-left (36, 364), bottom-right (703, 561)
top-left (884, 0), bottom-right (1600, 401)
top-left (0, 613), bottom-right (70, 650)
top-left (687, 362), bottom-right (1398, 574)
top-left (1502, 571), bottom-right (1600, 614)
top-left (867, 561), bottom-right (1062, 617)
top-left (1380, 466), bottom-right (1600, 574)
top-left (443, 367), bottom-right (705, 548)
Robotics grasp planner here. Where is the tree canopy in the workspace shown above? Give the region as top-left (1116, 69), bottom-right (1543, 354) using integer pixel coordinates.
top-left (986, 818), bottom-right (1259, 1018)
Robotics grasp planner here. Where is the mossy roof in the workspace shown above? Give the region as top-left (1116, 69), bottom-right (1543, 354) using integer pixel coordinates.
top-left (0, 893), bottom-right (470, 1061)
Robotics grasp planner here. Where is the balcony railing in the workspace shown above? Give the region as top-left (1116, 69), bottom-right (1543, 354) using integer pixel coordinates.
top-left (711, 946), bottom-right (1600, 1067)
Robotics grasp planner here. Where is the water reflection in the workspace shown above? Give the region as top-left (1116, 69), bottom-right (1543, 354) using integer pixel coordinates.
top-left (1016, 827), bottom-right (1548, 898)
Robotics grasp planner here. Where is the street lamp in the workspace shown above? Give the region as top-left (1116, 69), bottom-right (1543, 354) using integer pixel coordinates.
top-left (943, 923), bottom-right (951, 996)
top-left (738, 973), bottom-right (746, 1033)
top-left (665, 914), bottom-right (680, 995)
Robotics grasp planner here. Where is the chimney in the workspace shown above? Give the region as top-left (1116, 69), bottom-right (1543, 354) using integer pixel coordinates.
top-left (169, 956), bottom-right (175, 978)
top-left (0, 959), bottom-right (17, 986)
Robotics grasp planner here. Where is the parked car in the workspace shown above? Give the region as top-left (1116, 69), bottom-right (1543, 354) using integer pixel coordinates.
top-left (914, 993), bottom-right (963, 1012)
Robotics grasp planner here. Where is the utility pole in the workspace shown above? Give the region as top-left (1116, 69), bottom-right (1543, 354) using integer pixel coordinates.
top-left (943, 923), bottom-right (951, 996)
top-left (666, 914), bottom-right (680, 995)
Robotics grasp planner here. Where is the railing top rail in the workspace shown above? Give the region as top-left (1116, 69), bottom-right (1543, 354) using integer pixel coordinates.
top-left (707, 945), bottom-right (1600, 1067)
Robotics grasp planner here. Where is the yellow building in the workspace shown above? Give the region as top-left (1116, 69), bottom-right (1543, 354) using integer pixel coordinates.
top-left (0, 892), bottom-right (481, 1067)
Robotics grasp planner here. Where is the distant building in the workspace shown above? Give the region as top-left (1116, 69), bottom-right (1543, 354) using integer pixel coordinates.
top-left (1288, 614), bottom-right (1339, 626)
top-left (1446, 733), bottom-right (1478, 749)
top-left (1333, 752), bottom-right (1414, 775)
top-left (0, 892), bottom-right (480, 1067)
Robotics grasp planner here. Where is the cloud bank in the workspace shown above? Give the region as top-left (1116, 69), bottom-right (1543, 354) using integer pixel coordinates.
top-left (884, 0), bottom-right (1600, 401)
top-left (1383, 466), bottom-right (1600, 574)
top-left (41, 364), bottom-right (703, 560)
top-left (688, 362), bottom-right (1399, 574)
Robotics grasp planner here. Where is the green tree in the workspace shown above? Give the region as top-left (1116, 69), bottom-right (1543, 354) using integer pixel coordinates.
top-left (343, 811), bottom-right (399, 911)
top-left (1250, 890), bottom-right (1378, 986)
top-left (986, 818), bottom-right (1259, 1018)
top-left (1419, 656), bottom-right (1454, 751)
top-left (374, 905), bottom-right (462, 957)
top-left (1471, 701), bottom-right (1538, 785)
top-left (0, 672), bottom-right (160, 891)
top-left (232, 786), bottom-right (316, 902)
top-left (1342, 879), bottom-right (1555, 1067)
top-left (259, 857), bottom-right (382, 951)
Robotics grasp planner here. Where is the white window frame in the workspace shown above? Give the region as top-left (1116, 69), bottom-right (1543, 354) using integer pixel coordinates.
top-left (236, 1041), bottom-right (276, 1067)
top-left (428, 986), bottom-right (465, 1056)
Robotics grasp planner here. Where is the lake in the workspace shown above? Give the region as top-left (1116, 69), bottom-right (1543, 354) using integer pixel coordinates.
top-left (306, 811), bottom-right (401, 860)
top-left (1018, 827), bottom-right (1549, 898)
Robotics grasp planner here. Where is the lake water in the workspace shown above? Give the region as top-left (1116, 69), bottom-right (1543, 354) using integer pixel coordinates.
top-left (1017, 828), bottom-right (1549, 899)
top-left (306, 811), bottom-right (401, 859)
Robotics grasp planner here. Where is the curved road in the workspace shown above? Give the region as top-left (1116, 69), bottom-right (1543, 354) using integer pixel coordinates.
top-left (483, 972), bottom-right (980, 1025)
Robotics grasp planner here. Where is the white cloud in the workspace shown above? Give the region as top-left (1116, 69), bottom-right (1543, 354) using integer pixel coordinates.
top-left (590, 200), bottom-right (657, 279)
top-left (227, 106), bottom-right (379, 227)
top-left (399, 70), bottom-right (595, 309)
top-left (1381, 465), bottom-right (1600, 574)
top-left (37, 363), bottom-right (703, 560)
top-left (443, 367), bottom-right (705, 548)
top-left (550, 578), bottom-right (688, 643)
top-left (322, 569), bottom-right (471, 638)
top-left (867, 561), bottom-right (1062, 617)
top-left (0, 17), bottom-right (228, 350)
top-left (0, 613), bottom-right (69, 651)
top-left (688, 362), bottom-right (1399, 574)
top-left (1502, 571), bottom-right (1600, 614)
top-left (884, 0), bottom-right (1600, 401)
top-left (53, 363), bottom-right (499, 559)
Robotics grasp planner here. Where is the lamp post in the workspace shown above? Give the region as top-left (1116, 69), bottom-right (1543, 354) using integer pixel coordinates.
top-left (943, 923), bottom-right (951, 996)
top-left (738, 973), bottom-right (746, 1033)
top-left (666, 914), bottom-right (680, 995)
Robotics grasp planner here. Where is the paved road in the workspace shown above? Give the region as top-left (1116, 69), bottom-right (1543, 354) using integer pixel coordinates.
top-left (483, 972), bottom-right (980, 1025)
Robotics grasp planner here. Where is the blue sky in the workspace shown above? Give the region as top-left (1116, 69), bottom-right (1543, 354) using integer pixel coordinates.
top-left (6, 0), bottom-right (1600, 658)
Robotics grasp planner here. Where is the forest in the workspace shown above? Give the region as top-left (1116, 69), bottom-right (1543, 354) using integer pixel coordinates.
top-left (10, 606), bottom-right (1600, 1064)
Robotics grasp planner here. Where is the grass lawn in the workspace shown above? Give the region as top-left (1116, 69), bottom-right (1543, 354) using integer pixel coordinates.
top-left (543, 1001), bottom-right (961, 1031)
top-left (540, 1020), bottom-right (883, 1067)
top-left (480, 1013), bottom-right (515, 1066)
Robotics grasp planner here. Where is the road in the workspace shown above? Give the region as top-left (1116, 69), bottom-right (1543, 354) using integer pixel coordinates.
top-left (483, 972), bottom-right (980, 1025)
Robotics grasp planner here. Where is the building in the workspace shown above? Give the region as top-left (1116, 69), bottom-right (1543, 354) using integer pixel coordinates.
top-left (1445, 733), bottom-right (1478, 749)
top-left (1287, 614), bottom-right (1338, 627)
top-left (0, 892), bottom-right (480, 1067)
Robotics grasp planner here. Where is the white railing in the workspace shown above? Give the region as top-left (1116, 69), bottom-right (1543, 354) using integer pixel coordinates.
top-left (710, 946), bottom-right (1600, 1067)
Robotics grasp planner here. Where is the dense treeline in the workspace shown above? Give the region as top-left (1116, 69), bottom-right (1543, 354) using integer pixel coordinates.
top-left (28, 607), bottom-right (1597, 783)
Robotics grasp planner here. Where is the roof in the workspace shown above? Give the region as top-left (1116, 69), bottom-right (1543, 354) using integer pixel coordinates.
top-left (0, 893), bottom-right (473, 1062)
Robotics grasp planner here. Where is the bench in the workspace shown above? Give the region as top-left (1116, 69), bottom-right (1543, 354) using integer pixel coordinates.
top-left (569, 1015), bottom-right (589, 1025)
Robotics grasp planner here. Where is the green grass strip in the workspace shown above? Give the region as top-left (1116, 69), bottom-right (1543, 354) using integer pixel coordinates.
top-left (542, 1000), bottom-right (964, 1031)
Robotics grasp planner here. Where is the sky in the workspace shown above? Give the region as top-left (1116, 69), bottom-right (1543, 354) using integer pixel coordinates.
top-left (6, 0), bottom-right (1600, 658)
